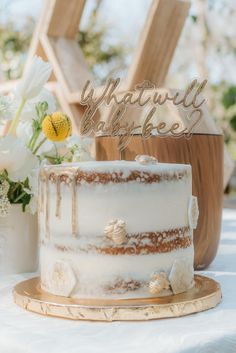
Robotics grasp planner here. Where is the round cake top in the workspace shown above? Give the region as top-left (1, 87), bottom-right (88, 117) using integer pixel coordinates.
top-left (40, 157), bottom-right (191, 185)
top-left (42, 159), bottom-right (191, 174)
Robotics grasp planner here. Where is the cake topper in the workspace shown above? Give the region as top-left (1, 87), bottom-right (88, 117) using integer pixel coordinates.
top-left (79, 78), bottom-right (207, 150)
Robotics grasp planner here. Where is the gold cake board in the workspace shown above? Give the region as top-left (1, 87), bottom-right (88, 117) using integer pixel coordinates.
top-left (13, 275), bottom-right (221, 322)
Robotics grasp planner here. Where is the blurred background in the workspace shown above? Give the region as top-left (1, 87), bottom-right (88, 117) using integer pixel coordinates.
top-left (0, 0), bottom-right (236, 198)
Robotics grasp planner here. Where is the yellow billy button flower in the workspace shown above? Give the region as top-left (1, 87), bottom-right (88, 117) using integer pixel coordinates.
top-left (42, 112), bottom-right (72, 142)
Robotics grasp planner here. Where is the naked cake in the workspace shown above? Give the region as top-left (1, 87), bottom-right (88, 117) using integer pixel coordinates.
top-left (39, 155), bottom-right (199, 299)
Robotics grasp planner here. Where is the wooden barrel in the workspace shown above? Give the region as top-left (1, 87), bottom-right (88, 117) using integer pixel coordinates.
top-left (96, 134), bottom-right (224, 270)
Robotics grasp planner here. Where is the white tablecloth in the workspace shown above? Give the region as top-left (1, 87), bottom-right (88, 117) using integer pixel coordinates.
top-left (0, 209), bottom-right (236, 353)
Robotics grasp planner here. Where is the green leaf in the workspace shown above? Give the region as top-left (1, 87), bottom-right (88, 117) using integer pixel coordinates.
top-left (21, 193), bottom-right (31, 212)
top-left (191, 15), bottom-right (198, 23)
top-left (6, 177), bottom-right (31, 209)
top-left (230, 115), bottom-right (236, 131)
top-left (222, 86), bottom-right (236, 109)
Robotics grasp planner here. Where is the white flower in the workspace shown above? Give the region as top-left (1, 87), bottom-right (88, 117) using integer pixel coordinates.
top-left (16, 121), bottom-right (52, 153)
top-left (0, 135), bottom-right (38, 182)
top-left (16, 121), bottom-right (55, 155)
top-left (66, 136), bottom-right (92, 149)
top-left (0, 180), bottom-right (10, 195)
top-left (16, 88), bottom-right (57, 122)
top-left (16, 121), bottom-right (33, 144)
top-left (41, 140), bottom-right (67, 158)
top-left (0, 95), bottom-right (13, 122)
top-left (15, 56), bottom-right (52, 100)
top-left (66, 136), bottom-right (93, 162)
top-left (71, 149), bottom-right (93, 162)
top-left (0, 194), bottom-right (10, 217)
top-left (35, 88), bottom-right (57, 114)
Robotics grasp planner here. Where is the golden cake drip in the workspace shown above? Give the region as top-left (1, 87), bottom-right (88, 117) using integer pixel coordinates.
top-left (55, 176), bottom-right (62, 219)
top-left (71, 173), bottom-right (78, 237)
top-left (39, 170), bottom-right (46, 213)
top-left (45, 177), bottom-right (50, 239)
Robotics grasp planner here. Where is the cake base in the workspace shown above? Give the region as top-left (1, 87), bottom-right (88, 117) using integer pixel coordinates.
top-left (13, 275), bottom-right (221, 321)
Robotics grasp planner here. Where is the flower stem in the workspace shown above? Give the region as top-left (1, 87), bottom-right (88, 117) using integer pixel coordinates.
top-left (28, 129), bottom-right (41, 151)
top-left (33, 137), bottom-right (47, 155)
top-left (8, 97), bottom-right (27, 135)
top-left (28, 134), bottom-right (36, 150)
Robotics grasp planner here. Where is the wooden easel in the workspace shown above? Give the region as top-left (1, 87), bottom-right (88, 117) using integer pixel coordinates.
top-left (24, 0), bottom-right (190, 129)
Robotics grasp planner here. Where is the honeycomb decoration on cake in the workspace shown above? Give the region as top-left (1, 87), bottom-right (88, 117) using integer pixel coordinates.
top-left (169, 259), bottom-right (194, 294)
top-left (49, 260), bottom-right (77, 297)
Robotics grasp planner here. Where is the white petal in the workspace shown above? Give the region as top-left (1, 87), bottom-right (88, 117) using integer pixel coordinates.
top-left (18, 88), bottom-right (57, 122)
top-left (0, 135), bottom-right (38, 182)
top-left (28, 169), bottom-right (39, 196)
top-left (36, 88), bottom-right (57, 114)
top-left (9, 151), bottom-right (38, 182)
top-left (15, 56), bottom-right (52, 100)
top-left (0, 95), bottom-right (14, 121)
top-left (16, 121), bottom-right (33, 144)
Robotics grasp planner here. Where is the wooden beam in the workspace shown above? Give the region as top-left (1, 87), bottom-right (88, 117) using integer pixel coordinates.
top-left (54, 91), bottom-right (81, 134)
top-left (23, 0), bottom-right (50, 74)
top-left (44, 0), bottom-right (86, 38)
top-left (41, 35), bottom-right (93, 103)
top-left (126, 0), bottom-right (190, 89)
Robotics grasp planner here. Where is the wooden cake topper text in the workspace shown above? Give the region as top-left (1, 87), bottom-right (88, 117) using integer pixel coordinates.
top-left (79, 78), bottom-right (207, 150)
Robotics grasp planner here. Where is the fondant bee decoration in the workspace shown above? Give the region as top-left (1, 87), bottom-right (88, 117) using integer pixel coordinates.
top-left (149, 272), bottom-right (170, 295)
top-left (135, 155), bottom-right (158, 165)
top-left (104, 219), bottom-right (127, 245)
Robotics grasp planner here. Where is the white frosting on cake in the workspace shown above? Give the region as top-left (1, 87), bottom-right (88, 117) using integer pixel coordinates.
top-left (39, 159), bottom-right (197, 299)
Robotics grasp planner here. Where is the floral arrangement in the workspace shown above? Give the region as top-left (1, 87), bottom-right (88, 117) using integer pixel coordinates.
top-left (0, 56), bottom-right (92, 217)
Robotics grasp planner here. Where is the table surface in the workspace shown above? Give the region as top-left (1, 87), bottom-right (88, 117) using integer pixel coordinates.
top-left (1, 209), bottom-right (236, 353)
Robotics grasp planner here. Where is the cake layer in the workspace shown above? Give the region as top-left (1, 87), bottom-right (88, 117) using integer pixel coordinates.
top-left (39, 162), bottom-right (192, 238)
top-left (40, 226), bottom-right (191, 255)
top-left (40, 244), bottom-right (194, 299)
